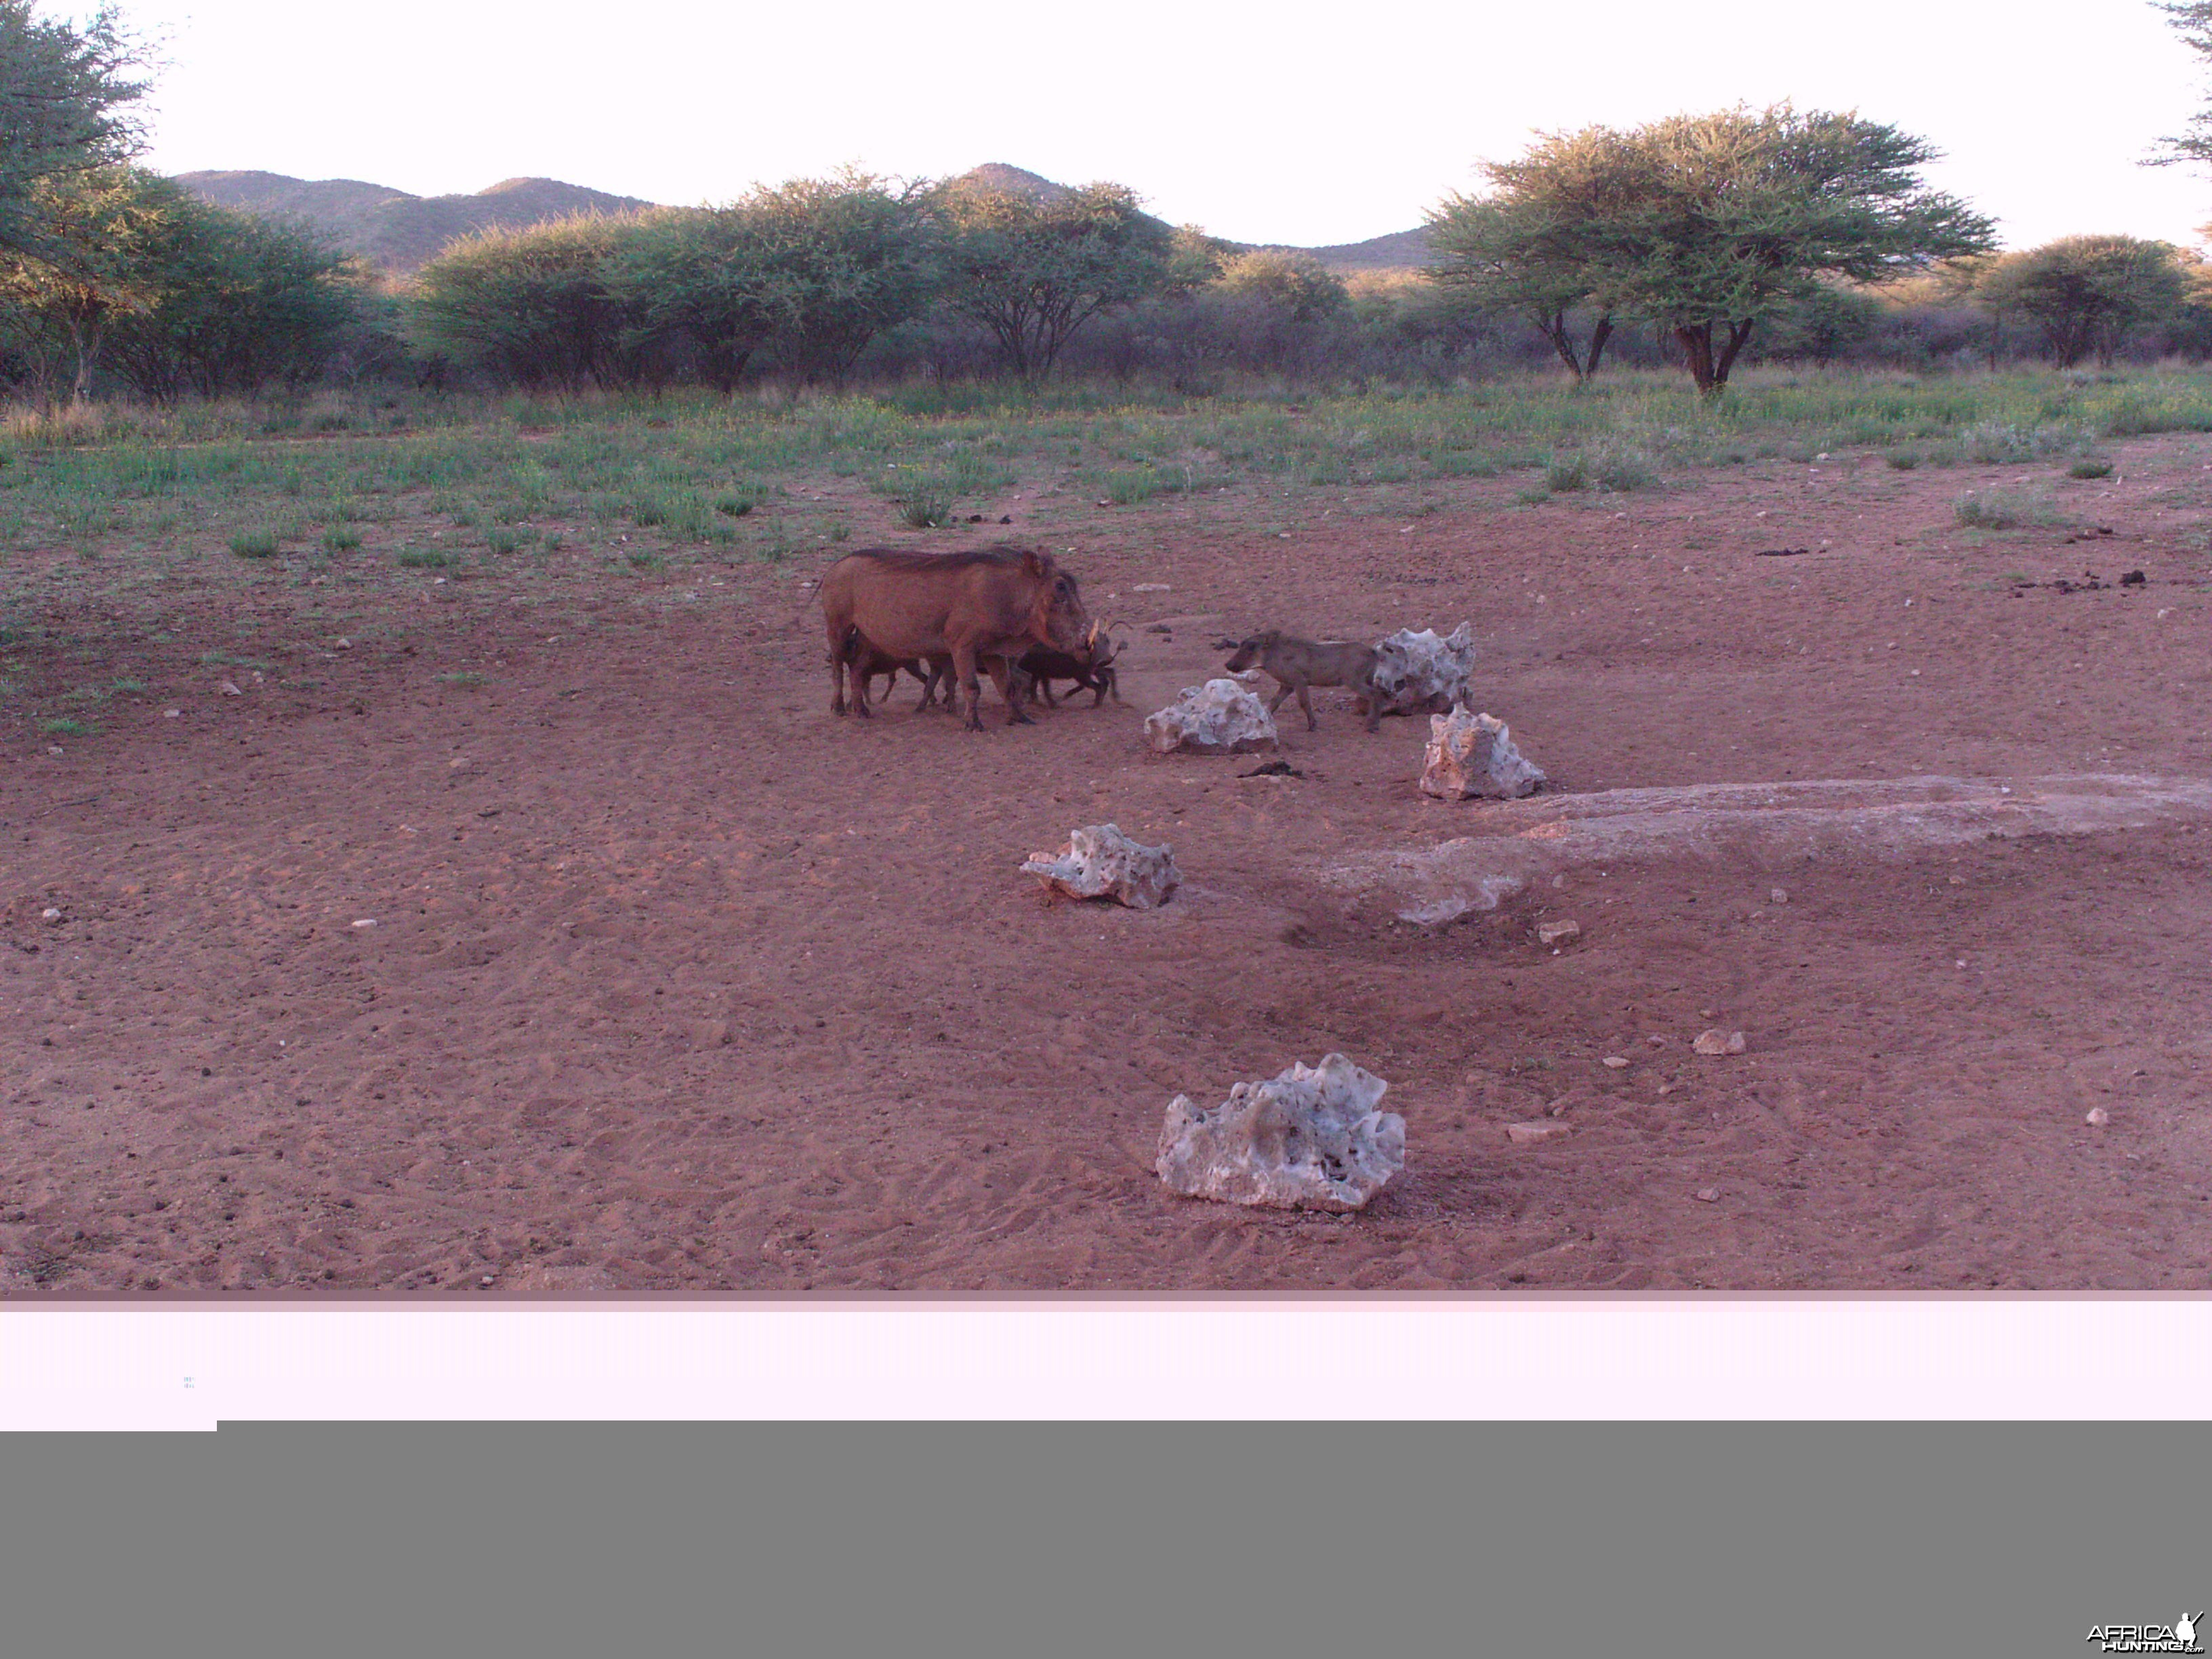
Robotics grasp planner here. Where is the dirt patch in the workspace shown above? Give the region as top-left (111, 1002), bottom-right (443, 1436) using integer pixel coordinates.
top-left (6, 438), bottom-right (2212, 1291)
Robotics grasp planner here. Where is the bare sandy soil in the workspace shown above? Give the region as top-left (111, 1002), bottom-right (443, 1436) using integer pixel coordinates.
top-left (7, 437), bottom-right (2212, 1292)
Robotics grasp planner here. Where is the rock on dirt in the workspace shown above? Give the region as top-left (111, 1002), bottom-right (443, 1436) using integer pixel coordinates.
top-left (1537, 919), bottom-right (1581, 947)
top-left (1421, 708), bottom-right (1547, 801)
top-left (1021, 824), bottom-right (1181, 909)
top-left (1369, 623), bottom-right (1478, 716)
top-left (1507, 1120), bottom-right (1573, 1144)
top-left (1692, 1029), bottom-right (1749, 1056)
top-left (2086, 1107), bottom-right (2111, 1126)
top-left (1144, 679), bottom-right (1279, 755)
top-left (1156, 1052), bottom-right (1404, 1211)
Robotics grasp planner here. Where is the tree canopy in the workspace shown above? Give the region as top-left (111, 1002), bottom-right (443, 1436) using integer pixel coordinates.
top-left (1429, 105), bottom-right (1995, 392)
top-left (1963, 235), bottom-right (2192, 367)
top-left (2152, 2), bottom-right (2212, 170)
top-left (939, 181), bottom-right (1173, 381)
top-left (0, 2), bottom-right (149, 262)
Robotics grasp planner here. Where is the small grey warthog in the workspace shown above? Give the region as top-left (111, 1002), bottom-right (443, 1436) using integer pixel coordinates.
top-left (1223, 631), bottom-right (1382, 732)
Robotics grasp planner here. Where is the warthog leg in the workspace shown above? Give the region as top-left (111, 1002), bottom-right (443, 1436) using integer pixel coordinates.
top-left (984, 655), bottom-right (1032, 726)
top-left (951, 642), bottom-right (988, 731)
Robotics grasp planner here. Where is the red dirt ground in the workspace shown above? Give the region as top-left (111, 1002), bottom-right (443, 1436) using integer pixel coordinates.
top-left (7, 438), bottom-right (2212, 1292)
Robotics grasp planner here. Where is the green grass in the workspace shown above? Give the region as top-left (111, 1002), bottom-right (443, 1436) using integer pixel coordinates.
top-left (396, 547), bottom-right (451, 569)
top-left (1954, 489), bottom-right (2066, 531)
top-left (2067, 458), bottom-right (2115, 479)
top-left (1, 367), bottom-right (2209, 577)
top-left (896, 485), bottom-right (956, 528)
top-left (38, 717), bottom-right (87, 734)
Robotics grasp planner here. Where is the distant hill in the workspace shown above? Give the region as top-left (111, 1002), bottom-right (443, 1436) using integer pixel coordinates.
top-left (1286, 227), bottom-right (1430, 273)
top-left (948, 163), bottom-right (1069, 203)
top-left (948, 162), bottom-right (1427, 272)
top-left (173, 171), bottom-right (657, 272)
top-left (176, 163), bottom-right (1429, 276)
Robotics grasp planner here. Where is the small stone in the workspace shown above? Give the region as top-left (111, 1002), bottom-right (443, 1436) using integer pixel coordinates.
top-left (163, 708), bottom-right (181, 718)
top-left (1693, 1029), bottom-right (1748, 1056)
top-left (1695, 1187), bottom-right (1721, 1202)
top-left (448, 756), bottom-right (470, 771)
top-left (1948, 875), bottom-right (1965, 885)
top-left (1021, 824), bottom-right (1181, 909)
top-left (45, 746), bottom-right (62, 756)
top-left (1602, 1056), bottom-right (1630, 1069)
top-left (2086, 1107), bottom-right (2110, 1126)
top-left (480, 1275), bottom-right (495, 1286)
top-left (1536, 919), bottom-right (1580, 947)
top-left (351, 918), bottom-right (377, 929)
top-left (1645, 1035), bottom-right (1667, 1048)
top-left (1132, 582), bottom-right (1171, 592)
top-left (41, 907), bottom-right (62, 923)
top-left (333, 638), bottom-right (352, 649)
top-left (1507, 1120), bottom-right (1572, 1144)
top-left (219, 680), bottom-right (243, 696)
top-left (1769, 886), bottom-right (1788, 904)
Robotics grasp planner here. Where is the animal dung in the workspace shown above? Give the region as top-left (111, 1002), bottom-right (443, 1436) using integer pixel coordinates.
top-left (1368, 623), bottom-right (1477, 716)
top-left (1143, 678), bottom-right (1279, 754)
top-left (1420, 708), bottom-right (1547, 801)
top-left (1020, 823), bottom-right (1181, 909)
top-left (1155, 1053), bottom-right (1404, 1212)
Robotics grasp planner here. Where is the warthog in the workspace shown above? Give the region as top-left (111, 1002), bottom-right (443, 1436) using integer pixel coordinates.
top-left (837, 626), bottom-right (953, 714)
top-left (1015, 622), bottom-right (1125, 709)
top-left (1223, 630), bottom-right (1382, 732)
top-left (821, 546), bottom-right (1091, 730)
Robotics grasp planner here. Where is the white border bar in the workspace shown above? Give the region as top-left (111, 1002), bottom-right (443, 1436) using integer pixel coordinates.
top-left (7, 1301), bottom-right (2209, 1427)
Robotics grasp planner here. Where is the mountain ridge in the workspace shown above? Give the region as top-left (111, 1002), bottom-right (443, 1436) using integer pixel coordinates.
top-left (173, 163), bottom-right (1428, 275)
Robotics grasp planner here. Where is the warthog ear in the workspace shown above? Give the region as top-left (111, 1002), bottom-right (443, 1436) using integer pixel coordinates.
top-left (1023, 549), bottom-right (1052, 577)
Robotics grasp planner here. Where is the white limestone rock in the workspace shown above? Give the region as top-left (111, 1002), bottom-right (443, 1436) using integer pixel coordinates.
top-left (1155, 1052), bottom-right (1405, 1212)
top-left (1369, 623), bottom-right (1477, 716)
top-left (1021, 823), bottom-right (1181, 909)
top-left (1420, 707), bottom-right (1547, 801)
top-left (1144, 678), bottom-right (1279, 754)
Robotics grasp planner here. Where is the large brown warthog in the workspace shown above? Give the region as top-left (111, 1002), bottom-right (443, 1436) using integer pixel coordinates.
top-left (820, 546), bottom-right (1092, 730)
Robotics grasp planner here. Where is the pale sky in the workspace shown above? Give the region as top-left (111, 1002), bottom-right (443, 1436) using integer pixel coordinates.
top-left (117, 0), bottom-right (2212, 251)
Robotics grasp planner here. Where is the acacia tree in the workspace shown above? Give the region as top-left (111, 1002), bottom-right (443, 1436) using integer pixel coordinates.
top-left (2152, 2), bottom-right (2212, 169)
top-left (411, 216), bottom-right (653, 390)
top-left (0, 165), bottom-right (169, 399)
top-left (1969, 236), bottom-right (2189, 366)
top-left (103, 190), bottom-right (361, 398)
top-left (939, 181), bottom-right (1173, 381)
top-left (1444, 106), bottom-right (1995, 394)
top-left (741, 171), bottom-right (939, 382)
top-left (1426, 128), bottom-right (1639, 382)
top-left (607, 207), bottom-right (781, 393)
top-left (0, 2), bottom-right (148, 262)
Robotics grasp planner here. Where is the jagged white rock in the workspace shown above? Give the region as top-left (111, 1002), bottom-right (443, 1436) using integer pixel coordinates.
top-left (1155, 1053), bottom-right (1405, 1212)
top-left (1368, 623), bottom-right (1477, 716)
top-left (1020, 823), bottom-right (1181, 909)
top-left (1144, 678), bottom-right (1279, 754)
top-left (1420, 707), bottom-right (1547, 801)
